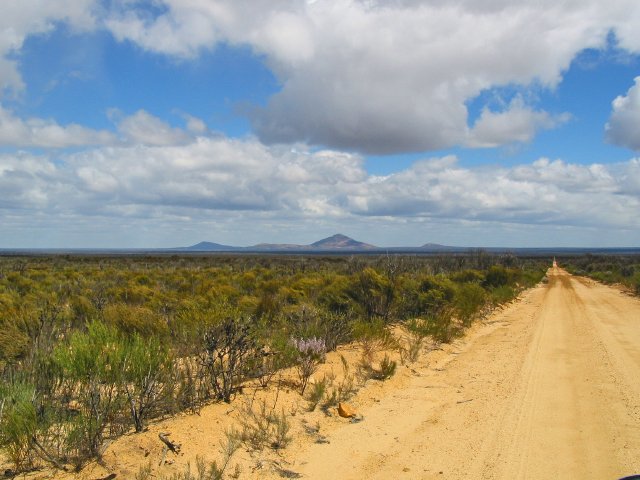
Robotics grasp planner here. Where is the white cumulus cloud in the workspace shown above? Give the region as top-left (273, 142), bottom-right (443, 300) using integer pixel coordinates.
top-left (0, 105), bottom-right (116, 148)
top-left (1, 137), bottom-right (639, 240)
top-left (111, 109), bottom-right (192, 146)
top-left (606, 77), bottom-right (640, 151)
top-left (103, 0), bottom-right (640, 154)
top-left (0, 0), bottom-right (96, 95)
top-left (468, 98), bottom-right (571, 148)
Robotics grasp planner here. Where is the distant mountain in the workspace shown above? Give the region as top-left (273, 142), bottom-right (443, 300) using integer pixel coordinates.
top-left (311, 234), bottom-right (376, 249)
top-left (251, 243), bottom-right (306, 250)
top-left (420, 242), bottom-right (464, 252)
top-left (180, 241), bottom-right (240, 251)
top-left (178, 234), bottom-right (377, 251)
top-left (421, 243), bottom-right (447, 249)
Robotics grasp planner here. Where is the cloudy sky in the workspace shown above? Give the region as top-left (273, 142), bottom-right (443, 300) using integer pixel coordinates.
top-left (1, 0), bottom-right (640, 248)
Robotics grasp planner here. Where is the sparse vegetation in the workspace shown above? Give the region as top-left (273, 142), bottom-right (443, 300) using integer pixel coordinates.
top-left (0, 252), bottom-right (547, 473)
top-left (305, 376), bottom-right (328, 411)
top-left (232, 399), bottom-right (292, 451)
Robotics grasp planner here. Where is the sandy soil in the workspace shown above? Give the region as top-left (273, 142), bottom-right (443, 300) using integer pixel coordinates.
top-left (13, 267), bottom-right (640, 479)
top-left (274, 267), bottom-right (640, 479)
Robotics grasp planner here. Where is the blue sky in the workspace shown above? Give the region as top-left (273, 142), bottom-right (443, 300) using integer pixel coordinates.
top-left (1, 0), bottom-right (640, 248)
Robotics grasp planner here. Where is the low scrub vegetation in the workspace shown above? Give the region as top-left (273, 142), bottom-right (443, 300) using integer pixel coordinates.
top-left (562, 254), bottom-right (640, 295)
top-left (0, 253), bottom-right (546, 473)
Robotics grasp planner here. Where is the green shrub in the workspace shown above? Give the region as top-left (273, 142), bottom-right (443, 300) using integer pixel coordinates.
top-left (399, 275), bottom-right (456, 319)
top-left (0, 382), bottom-right (38, 471)
top-left (103, 303), bottom-right (168, 338)
top-left (321, 355), bottom-right (357, 410)
top-left (0, 319), bottom-right (29, 364)
top-left (490, 285), bottom-right (516, 305)
top-left (54, 321), bottom-right (126, 461)
top-left (403, 318), bottom-right (432, 363)
top-left (483, 266), bottom-right (510, 288)
top-left (372, 355), bottom-right (397, 381)
top-left (427, 309), bottom-right (458, 344)
top-left (347, 268), bottom-right (394, 321)
top-left (454, 283), bottom-right (487, 326)
top-left (450, 269), bottom-right (484, 284)
top-left (122, 334), bottom-right (173, 432)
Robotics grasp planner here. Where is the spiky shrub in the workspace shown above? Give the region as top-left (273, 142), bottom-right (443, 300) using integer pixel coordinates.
top-left (290, 337), bottom-right (326, 395)
top-left (233, 400), bottom-right (291, 451)
top-left (352, 318), bottom-right (398, 381)
top-left (202, 314), bottom-right (261, 403)
top-left (321, 355), bottom-right (357, 411)
top-left (372, 355), bottom-right (397, 381)
top-left (173, 356), bottom-right (200, 413)
top-left (404, 318), bottom-right (431, 363)
top-left (305, 376), bottom-right (328, 411)
top-left (269, 409), bottom-right (292, 450)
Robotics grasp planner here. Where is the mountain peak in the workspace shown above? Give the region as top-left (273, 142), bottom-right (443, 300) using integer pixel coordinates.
top-left (181, 241), bottom-right (238, 251)
top-left (311, 234), bottom-right (375, 249)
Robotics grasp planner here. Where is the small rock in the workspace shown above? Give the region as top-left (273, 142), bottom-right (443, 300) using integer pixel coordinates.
top-left (337, 402), bottom-right (356, 418)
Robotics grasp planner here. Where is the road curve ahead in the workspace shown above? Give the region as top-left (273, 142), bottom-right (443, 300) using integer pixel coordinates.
top-left (289, 267), bottom-right (640, 479)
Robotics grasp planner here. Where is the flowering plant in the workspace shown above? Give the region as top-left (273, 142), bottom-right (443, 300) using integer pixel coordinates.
top-left (290, 337), bottom-right (326, 394)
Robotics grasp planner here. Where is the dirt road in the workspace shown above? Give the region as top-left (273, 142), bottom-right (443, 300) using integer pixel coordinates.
top-left (287, 268), bottom-right (640, 479)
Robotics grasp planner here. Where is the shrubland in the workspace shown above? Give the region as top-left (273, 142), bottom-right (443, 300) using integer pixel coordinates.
top-left (0, 253), bottom-right (547, 473)
top-left (561, 254), bottom-right (640, 295)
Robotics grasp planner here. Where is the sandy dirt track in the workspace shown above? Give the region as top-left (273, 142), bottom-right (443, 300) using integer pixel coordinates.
top-left (280, 268), bottom-right (640, 479)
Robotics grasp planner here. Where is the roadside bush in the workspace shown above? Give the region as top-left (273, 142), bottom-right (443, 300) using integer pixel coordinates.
top-left (353, 319), bottom-right (397, 360)
top-left (482, 266), bottom-right (510, 288)
top-left (454, 283), bottom-right (487, 326)
top-left (353, 319), bottom-right (399, 381)
top-left (403, 318), bottom-right (432, 363)
top-left (399, 275), bottom-right (455, 319)
top-left (201, 314), bottom-right (262, 403)
top-left (372, 355), bottom-right (397, 381)
top-left (427, 308), bottom-right (459, 344)
top-left (490, 285), bottom-right (516, 305)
